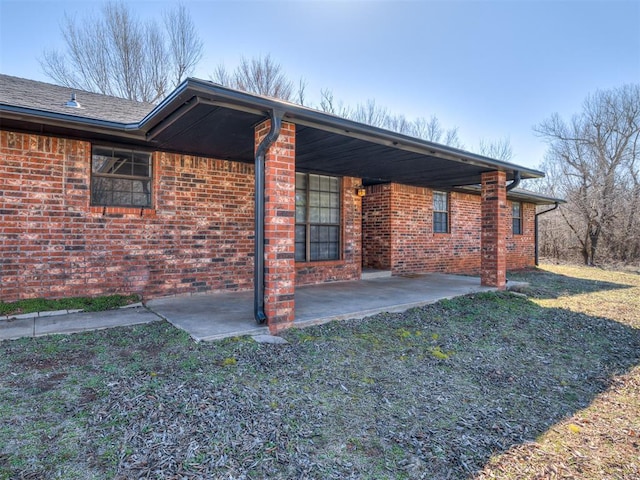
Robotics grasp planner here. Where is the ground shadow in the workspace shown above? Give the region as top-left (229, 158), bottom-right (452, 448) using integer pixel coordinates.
top-left (280, 293), bottom-right (640, 479)
top-left (507, 267), bottom-right (633, 299)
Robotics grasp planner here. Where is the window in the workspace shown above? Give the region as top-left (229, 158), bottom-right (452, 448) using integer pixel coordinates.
top-left (295, 173), bottom-right (341, 262)
top-left (512, 202), bottom-right (522, 235)
top-left (91, 146), bottom-right (152, 207)
top-left (433, 191), bottom-right (449, 233)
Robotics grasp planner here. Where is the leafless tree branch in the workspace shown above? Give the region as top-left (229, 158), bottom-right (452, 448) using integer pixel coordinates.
top-left (40, 1), bottom-right (202, 103)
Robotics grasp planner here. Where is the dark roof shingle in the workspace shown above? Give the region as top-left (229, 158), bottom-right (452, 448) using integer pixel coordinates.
top-left (0, 74), bottom-right (154, 124)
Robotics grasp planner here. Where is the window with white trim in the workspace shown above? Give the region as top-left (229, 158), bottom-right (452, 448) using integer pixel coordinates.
top-left (295, 173), bottom-right (341, 262)
top-left (91, 146), bottom-right (152, 207)
top-left (433, 191), bottom-right (449, 233)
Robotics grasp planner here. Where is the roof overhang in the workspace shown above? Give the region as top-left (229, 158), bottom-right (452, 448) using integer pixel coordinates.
top-left (0, 104), bottom-right (149, 147)
top-left (455, 185), bottom-right (565, 205)
top-left (139, 78), bottom-right (545, 189)
top-left (1, 77), bottom-right (546, 189)
top-left (505, 188), bottom-right (565, 206)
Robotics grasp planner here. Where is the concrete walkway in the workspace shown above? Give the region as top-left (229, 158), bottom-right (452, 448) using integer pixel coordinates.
top-left (1, 273), bottom-right (496, 342)
top-left (0, 306), bottom-right (160, 341)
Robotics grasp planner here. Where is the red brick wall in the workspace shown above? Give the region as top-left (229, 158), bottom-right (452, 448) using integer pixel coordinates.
top-left (0, 130), bottom-right (255, 302)
top-left (391, 184), bottom-right (483, 275)
top-left (1, 130), bottom-right (537, 303)
top-left (295, 176), bottom-right (362, 285)
top-left (362, 183), bottom-right (392, 270)
top-left (506, 201), bottom-right (536, 269)
top-left (360, 182), bottom-right (535, 277)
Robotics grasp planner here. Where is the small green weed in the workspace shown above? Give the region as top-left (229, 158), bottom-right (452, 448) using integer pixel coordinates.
top-left (220, 357), bottom-right (237, 366)
top-left (396, 328), bottom-right (412, 339)
top-left (429, 346), bottom-right (453, 360)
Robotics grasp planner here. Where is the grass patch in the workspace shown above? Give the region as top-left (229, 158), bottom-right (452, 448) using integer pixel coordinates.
top-left (509, 264), bottom-right (640, 328)
top-left (0, 265), bottom-right (638, 479)
top-left (0, 294), bottom-right (140, 316)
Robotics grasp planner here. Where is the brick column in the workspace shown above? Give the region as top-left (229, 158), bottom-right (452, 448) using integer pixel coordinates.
top-left (481, 171), bottom-right (507, 289)
top-left (255, 120), bottom-right (296, 333)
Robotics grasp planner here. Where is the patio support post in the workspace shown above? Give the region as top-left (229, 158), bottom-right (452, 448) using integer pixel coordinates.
top-left (480, 171), bottom-right (507, 289)
top-left (254, 118), bottom-right (296, 333)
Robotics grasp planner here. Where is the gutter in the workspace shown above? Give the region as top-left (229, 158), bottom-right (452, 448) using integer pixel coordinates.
top-left (0, 104), bottom-right (142, 134)
top-left (535, 202), bottom-right (560, 266)
top-left (506, 170), bottom-right (521, 191)
top-left (253, 109), bottom-right (284, 324)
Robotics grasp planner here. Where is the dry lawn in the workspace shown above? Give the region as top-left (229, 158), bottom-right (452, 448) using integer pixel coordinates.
top-left (478, 264), bottom-right (640, 479)
top-left (0, 264), bottom-right (638, 479)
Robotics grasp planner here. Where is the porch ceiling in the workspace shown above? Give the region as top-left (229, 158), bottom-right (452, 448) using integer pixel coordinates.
top-left (148, 103), bottom-right (259, 162)
top-left (147, 105), bottom-right (502, 188)
top-left (295, 125), bottom-right (501, 188)
top-left (142, 79), bottom-right (545, 189)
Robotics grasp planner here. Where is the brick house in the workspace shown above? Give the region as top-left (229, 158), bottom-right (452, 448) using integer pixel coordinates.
top-left (0, 74), bottom-right (560, 332)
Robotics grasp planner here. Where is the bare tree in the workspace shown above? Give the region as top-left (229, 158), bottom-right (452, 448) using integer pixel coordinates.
top-left (296, 78), bottom-right (308, 106)
top-left (412, 115), bottom-right (444, 141)
top-left (316, 91), bottom-right (463, 147)
top-left (211, 54), bottom-right (298, 101)
top-left (411, 115), bottom-right (463, 149)
top-left (349, 99), bottom-right (390, 128)
top-left (536, 84), bottom-right (640, 265)
top-left (385, 114), bottom-right (413, 136)
top-left (164, 4), bottom-right (203, 87)
top-left (318, 88), bottom-right (351, 117)
top-left (478, 136), bottom-right (514, 161)
top-left (210, 64), bottom-right (232, 87)
top-left (319, 88), bottom-right (336, 113)
top-left (442, 128), bottom-right (463, 149)
top-left (41, 1), bottom-right (202, 103)
top-left (144, 21), bottom-right (169, 101)
top-left (211, 54), bottom-right (466, 148)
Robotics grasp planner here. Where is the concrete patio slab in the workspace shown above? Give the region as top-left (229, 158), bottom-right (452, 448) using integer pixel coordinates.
top-left (1, 273), bottom-right (500, 342)
top-left (146, 291), bottom-right (269, 341)
top-left (146, 273), bottom-right (495, 341)
top-left (294, 273), bottom-right (495, 327)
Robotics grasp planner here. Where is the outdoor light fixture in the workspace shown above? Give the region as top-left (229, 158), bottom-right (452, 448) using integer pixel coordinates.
top-left (356, 185), bottom-right (366, 197)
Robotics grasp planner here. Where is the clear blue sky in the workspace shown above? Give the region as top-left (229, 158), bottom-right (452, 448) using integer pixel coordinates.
top-left (1, 0), bottom-right (639, 169)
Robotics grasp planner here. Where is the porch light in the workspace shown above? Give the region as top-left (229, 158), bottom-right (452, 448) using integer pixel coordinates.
top-left (356, 185), bottom-right (366, 197)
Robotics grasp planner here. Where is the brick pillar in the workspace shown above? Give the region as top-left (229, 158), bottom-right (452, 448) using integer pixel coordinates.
top-left (481, 171), bottom-right (507, 289)
top-left (255, 120), bottom-right (296, 333)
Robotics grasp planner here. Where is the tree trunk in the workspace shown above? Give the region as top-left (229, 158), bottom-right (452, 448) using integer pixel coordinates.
top-left (581, 231), bottom-right (590, 265)
top-left (588, 224), bottom-right (601, 266)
